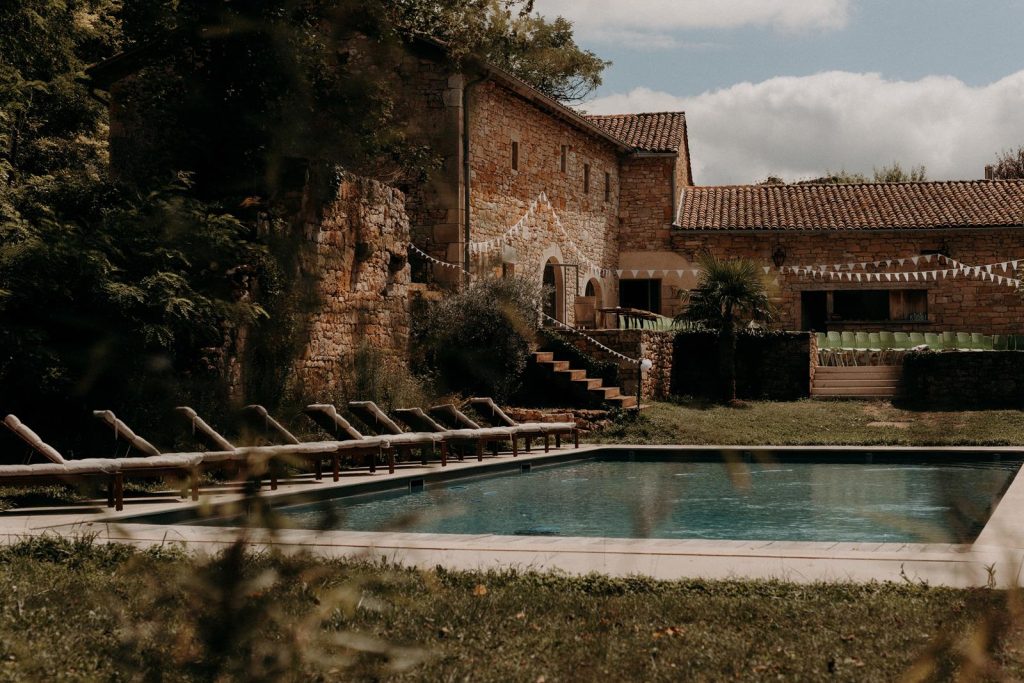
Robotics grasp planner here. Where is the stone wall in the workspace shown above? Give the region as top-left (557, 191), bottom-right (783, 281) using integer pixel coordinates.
top-left (467, 81), bottom-right (623, 322)
top-left (670, 229), bottom-right (1024, 334)
top-left (672, 331), bottom-right (814, 401)
top-left (290, 174), bottom-right (412, 399)
top-left (902, 351), bottom-right (1024, 408)
top-left (564, 330), bottom-right (674, 400)
top-left (618, 156), bottom-right (676, 252)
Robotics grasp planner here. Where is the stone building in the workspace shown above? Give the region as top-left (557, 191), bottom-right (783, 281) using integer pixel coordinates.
top-left (670, 181), bottom-right (1024, 334)
top-left (393, 39), bottom-right (692, 326)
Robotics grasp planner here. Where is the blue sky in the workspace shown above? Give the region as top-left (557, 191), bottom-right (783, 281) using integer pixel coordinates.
top-left (537, 0), bottom-right (1024, 184)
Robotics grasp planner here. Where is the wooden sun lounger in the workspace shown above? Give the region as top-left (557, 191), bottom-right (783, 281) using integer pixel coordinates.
top-left (345, 402), bottom-right (448, 466)
top-left (467, 397), bottom-right (579, 450)
top-left (3, 414), bottom-right (124, 509)
top-left (428, 404), bottom-right (519, 458)
top-left (92, 410), bottom-right (209, 500)
top-left (392, 407), bottom-right (512, 462)
top-left (242, 405), bottom-right (394, 476)
top-left (305, 403), bottom-right (446, 467)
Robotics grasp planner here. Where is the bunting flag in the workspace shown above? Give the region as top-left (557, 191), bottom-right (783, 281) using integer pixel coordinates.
top-left (408, 244), bottom-right (471, 276)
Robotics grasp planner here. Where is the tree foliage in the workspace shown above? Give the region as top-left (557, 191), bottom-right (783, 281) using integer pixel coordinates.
top-left (675, 253), bottom-right (774, 404)
top-left (762, 162), bottom-right (928, 186)
top-left (390, 0), bottom-right (607, 102)
top-left (989, 147), bottom-right (1024, 180)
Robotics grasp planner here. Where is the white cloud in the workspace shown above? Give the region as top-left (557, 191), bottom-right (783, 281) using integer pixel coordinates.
top-left (584, 71), bottom-right (1024, 185)
top-left (539, 0), bottom-right (852, 42)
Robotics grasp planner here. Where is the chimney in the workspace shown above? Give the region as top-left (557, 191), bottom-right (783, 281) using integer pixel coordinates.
top-left (985, 165), bottom-right (995, 180)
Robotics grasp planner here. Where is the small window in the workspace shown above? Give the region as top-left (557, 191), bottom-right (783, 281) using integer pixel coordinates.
top-left (604, 172), bottom-right (611, 202)
top-left (511, 141), bottom-right (519, 171)
top-left (560, 145), bottom-right (567, 172)
top-left (619, 279), bottom-right (662, 314)
top-left (584, 164), bottom-right (591, 194)
top-left (833, 290), bottom-right (889, 321)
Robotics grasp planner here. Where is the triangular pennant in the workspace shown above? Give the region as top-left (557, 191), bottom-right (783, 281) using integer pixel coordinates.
top-left (615, 270), bottom-right (624, 278)
top-left (629, 270), bottom-right (639, 278)
top-left (885, 273), bottom-right (892, 282)
top-left (646, 270), bottom-right (656, 278)
top-left (924, 254), bottom-right (933, 264)
top-left (675, 269), bottom-right (684, 277)
top-left (691, 269), bottom-right (701, 277)
top-left (898, 258), bottom-right (906, 266)
top-left (855, 273), bottom-right (862, 281)
top-left (763, 266), bottom-right (771, 274)
top-left (911, 256), bottom-right (920, 265)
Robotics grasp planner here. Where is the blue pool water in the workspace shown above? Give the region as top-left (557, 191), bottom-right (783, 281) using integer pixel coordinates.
top-left (225, 457), bottom-right (1019, 543)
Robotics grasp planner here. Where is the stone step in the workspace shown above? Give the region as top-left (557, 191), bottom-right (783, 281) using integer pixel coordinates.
top-left (596, 386), bottom-right (621, 399)
top-left (557, 368), bottom-right (587, 381)
top-left (541, 360), bottom-right (570, 372)
top-left (608, 395), bottom-right (638, 409)
top-left (813, 379), bottom-right (901, 388)
top-left (814, 366), bottom-right (902, 375)
top-left (811, 386), bottom-right (899, 397)
top-left (573, 378), bottom-right (604, 390)
top-left (533, 351), bottom-right (554, 363)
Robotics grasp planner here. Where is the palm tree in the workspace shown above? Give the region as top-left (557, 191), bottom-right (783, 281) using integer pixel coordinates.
top-left (675, 253), bottom-right (775, 404)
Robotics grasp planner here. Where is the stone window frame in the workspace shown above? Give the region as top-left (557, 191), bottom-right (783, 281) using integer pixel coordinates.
top-left (511, 140), bottom-right (519, 171)
top-left (560, 144), bottom-right (568, 173)
top-left (583, 163), bottom-right (591, 194)
top-left (604, 171), bottom-right (611, 203)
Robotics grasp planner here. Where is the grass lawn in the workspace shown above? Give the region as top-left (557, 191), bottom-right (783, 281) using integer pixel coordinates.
top-left (592, 399), bottom-right (1024, 447)
top-left (0, 536), bottom-right (1021, 682)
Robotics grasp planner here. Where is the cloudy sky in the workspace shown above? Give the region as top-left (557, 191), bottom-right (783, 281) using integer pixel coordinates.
top-left (536, 0), bottom-right (1024, 185)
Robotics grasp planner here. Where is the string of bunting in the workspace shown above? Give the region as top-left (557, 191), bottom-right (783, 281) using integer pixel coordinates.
top-left (779, 254), bottom-right (1023, 289)
top-left (539, 311), bottom-right (641, 364)
top-left (407, 244), bottom-right (470, 276)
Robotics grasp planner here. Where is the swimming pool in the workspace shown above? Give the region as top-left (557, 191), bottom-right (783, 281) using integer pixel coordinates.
top-left (178, 451), bottom-right (1021, 544)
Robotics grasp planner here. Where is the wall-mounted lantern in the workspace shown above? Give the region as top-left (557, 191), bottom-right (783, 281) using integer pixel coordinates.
top-left (772, 245), bottom-right (787, 269)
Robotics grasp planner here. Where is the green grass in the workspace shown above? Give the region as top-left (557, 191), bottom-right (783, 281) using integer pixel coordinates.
top-left (0, 536), bottom-right (1020, 681)
top-left (593, 399), bottom-right (1024, 446)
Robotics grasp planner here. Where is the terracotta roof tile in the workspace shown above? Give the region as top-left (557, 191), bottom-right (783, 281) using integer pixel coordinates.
top-left (584, 112), bottom-right (686, 153)
top-left (675, 181), bottom-right (1024, 231)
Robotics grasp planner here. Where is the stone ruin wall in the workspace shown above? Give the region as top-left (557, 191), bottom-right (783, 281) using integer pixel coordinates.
top-left (289, 174), bottom-right (412, 400)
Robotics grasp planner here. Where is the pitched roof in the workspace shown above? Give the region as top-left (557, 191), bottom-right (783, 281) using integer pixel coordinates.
top-left (675, 180), bottom-right (1024, 231)
top-left (584, 112), bottom-right (686, 153)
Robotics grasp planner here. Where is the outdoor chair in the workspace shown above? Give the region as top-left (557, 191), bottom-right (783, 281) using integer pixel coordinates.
top-left (994, 335), bottom-right (1008, 350)
top-left (240, 405), bottom-right (393, 476)
top-left (972, 333), bottom-right (993, 351)
top-left (467, 397), bottom-right (579, 451)
top-left (827, 331), bottom-right (843, 348)
top-left (391, 407), bottom-right (503, 462)
top-left (924, 332), bottom-right (941, 349)
top-left (304, 403), bottom-right (445, 467)
top-left (2, 415), bottom-right (125, 510)
top-left (893, 332), bottom-right (910, 349)
top-left (428, 404), bottom-right (519, 457)
top-left (909, 332), bottom-right (926, 347)
top-left (347, 401), bottom-right (452, 465)
top-left (815, 332), bottom-right (827, 349)
top-left (91, 410), bottom-right (219, 500)
top-left (840, 331), bottom-right (857, 349)
top-left (956, 332), bottom-right (972, 349)
top-left (942, 331), bottom-right (957, 349)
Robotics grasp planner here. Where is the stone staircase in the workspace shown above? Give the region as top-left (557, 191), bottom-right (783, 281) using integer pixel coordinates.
top-left (532, 351), bottom-right (638, 409)
top-left (811, 365), bottom-right (902, 400)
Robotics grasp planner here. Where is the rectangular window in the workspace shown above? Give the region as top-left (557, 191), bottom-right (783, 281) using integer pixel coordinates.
top-left (828, 289), bottom-right (928, 322)
top-left (619, 279), bottom-right (662, 314)
top-left (604, 172), bottom-right (611, 202)
top-left (511, 141), bottom-right (519, 171)
top-left (584, 163), bottom-right (591, 194)
top-left (560, 145), bottom-right (567, 172)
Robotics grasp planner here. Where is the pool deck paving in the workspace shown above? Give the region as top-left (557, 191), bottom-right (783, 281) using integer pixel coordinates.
top-left (3, 443), bottom-right (1024, 588)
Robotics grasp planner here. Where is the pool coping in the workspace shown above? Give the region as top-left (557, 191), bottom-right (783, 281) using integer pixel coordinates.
top-left (5, 443), bottom-right (1024, 587)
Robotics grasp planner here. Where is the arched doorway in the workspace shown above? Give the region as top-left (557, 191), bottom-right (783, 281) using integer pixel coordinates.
top-left (584, 278), bottom-right (603, 304)
top-left (542, 257), bottom-right (565, 323)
